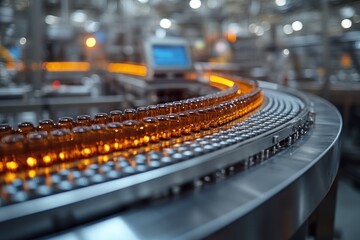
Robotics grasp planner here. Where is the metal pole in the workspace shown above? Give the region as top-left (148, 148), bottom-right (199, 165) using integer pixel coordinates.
top-left (28, 0), bottom-right (44, 94)
top-left (321, 0), bottom-right (330, 99)
top-left (61, 0), bottom-right (70, 22)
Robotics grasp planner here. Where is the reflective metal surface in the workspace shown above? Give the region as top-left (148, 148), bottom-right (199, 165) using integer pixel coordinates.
top-left (46, 83), bottom-right (341, 240)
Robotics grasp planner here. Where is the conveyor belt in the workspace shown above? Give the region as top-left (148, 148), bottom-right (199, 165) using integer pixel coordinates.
top-left (48, 83), bottom-right (341, 240)
top-left (0, 80), bottom-right (341, 240)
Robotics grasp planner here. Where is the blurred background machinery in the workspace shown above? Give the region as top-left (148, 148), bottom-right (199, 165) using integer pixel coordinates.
top-left (0, 0), bottom-right (359, 130)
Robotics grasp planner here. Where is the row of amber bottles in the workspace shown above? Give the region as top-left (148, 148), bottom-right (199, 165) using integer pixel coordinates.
top-left (0, 116), bottom-right (193, 173)
top-left (0, 84), bottom-right (241, 138)
top-left (0, 90), bottom-right (263, 174)
top-left (0, 81), bottom-right (262, 175)
top-left (1, 87), bottom-right (261, 138)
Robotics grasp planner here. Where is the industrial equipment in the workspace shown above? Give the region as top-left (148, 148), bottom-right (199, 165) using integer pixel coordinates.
top-left (0, 73), bottom-right (341, 239)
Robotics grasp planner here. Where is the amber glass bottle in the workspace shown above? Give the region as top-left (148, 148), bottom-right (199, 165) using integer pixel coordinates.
top-left (148, 105), bottom-right (159, 117)
top-left (165, 102), bottom-right (174, 114)
top-left (91, 124), bottom-right (111, 155)
top-left (27, 131), bottom-right (55, 167)
top-left (49, 129), bottom-right (75, 162)
top-left (107, 122), bottom-right (123, 151)
top-left (172, 101), bottom-right (182, 113)
top-left (206, 107), bottom-right (218, 128)
top-left (198, 97), bottom-right (205, 108)
top-left (76, 115), bottom-right (92, 126)
top-left (167, 113), bottom-right (181, 138)
top-left (178, 112), bottom-right (191, 135)
top-left (142, 117), bottom-right (159, 143)
top-left (1, 134), bottom-right (25, 172)
top-left (72, 126), bottom-right (97, 158)
top-left (197, 108), bottom-right (210, 130)
top-left (17, 122), bottom-right (35, 135)
top-left (94, 113), bottom-right (110, 124)
top-left (190, 98), bottom-right (197, 108)
top-left (157, 104), bottom-right (167, 115)
top-left (156, 115), bottom-right (171, 140)
top-left (109, 110), bottom-right (124, 123)
top-left (58, 117), bottom-right (74, 129)
top-left (0, 124), bottom-right (14, 138)
top-left (136, 107), bottom-right (149, 121)
top-left (123, 109), bottom-right (137, 121)
top-left (122, 120), bottom-right (140, 148)
top-left (38, 119), bottom-right (56, 132)
top-left (179, 100), bottom-right (188, 112)
top-left (217, 104), bottom-right (227, 125)
top-left (187, 110), bottom-right (201, 132)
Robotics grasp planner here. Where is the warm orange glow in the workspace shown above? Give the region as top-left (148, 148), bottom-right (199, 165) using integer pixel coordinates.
top-left (227, 33), bottom-right (237, 43)
top-left (103, 144), bottom-right (110, 153)
top-left (44, 168), bottom-right (51, 175)
top-left (5, 62), bottom-right (15, 69)
top-left (114, 142), bottom-right (120, 150)
top-left (6, 161), bottom-right (18, 170)
top-left (28, 169), bottom-right (36, 178)
top-left (43, 155), bottom-right (52, 164)
top-left (237, 82), bottom-right (254, 94)
top-left (5, 173), bottom-right (16, 183)
top-left (86, 37), bottom-right (96, 48)
top-left (101, 155), bottom-right (109, 162)
top-left (107, 63), bottom-right (147, 77)
top-left (143, 135), bottom-right (150, 143)
top-left (4, 62), bottom-right (24, 71)
top-left (133, 139), bottom-right (140, 147)
top-left (341, 53), bottom-right (352, 68)
top-left (44, 62), bottom-right (90, 72)
top-left (81, 148), bottom-right (92, 156)
top-left (209, 75), bottom-right (235, 88)
top-left (26, 157), bottom-right (37, 167)
top-left (59, 152), bottom-right (66, 160)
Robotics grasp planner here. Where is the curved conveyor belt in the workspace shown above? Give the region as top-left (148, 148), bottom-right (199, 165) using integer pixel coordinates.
top-left (0, 81), bottom-right (342, 239)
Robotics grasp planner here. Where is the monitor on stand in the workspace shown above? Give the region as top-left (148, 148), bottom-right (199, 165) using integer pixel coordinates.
top-left (143, 37), bottom-right (193, 80)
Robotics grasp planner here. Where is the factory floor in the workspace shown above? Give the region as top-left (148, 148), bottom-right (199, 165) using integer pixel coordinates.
top-left (335, 176), bottom-right (360, 240)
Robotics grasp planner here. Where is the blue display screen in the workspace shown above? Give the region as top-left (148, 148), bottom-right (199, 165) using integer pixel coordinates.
top-left (153, 45), bottom-right (189, 67)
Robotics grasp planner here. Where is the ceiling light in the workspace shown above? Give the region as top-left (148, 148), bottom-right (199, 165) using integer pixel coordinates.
top-left (71, 12), bottom-right (87, 23)
top-left (292, 21), bottom-right (303, 31)
top-left (86, 37), bottom-right (96, 48)
top-left (283, 49), bottom-right (289, 56)
top-left (189, 0), bottom-right (201, 9)
top-left (19, 37), bottom-right (26, 45)
top-left (283, 24), bottom-right (293, 35)
top-left (341, 19), bottom-right (352, 29)
top-left (255, 26), bottom-right (264, 36)
top-left (45, 15), bottom-right (57, 25)
top-left (275, 0), bottom-right (286, 7)
top-left (160, 18), bottom-right (172, 29)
